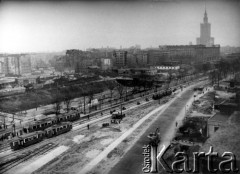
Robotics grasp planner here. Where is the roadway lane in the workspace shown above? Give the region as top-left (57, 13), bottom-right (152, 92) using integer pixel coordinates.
top-left (108, 83), bottom-right (200, 174)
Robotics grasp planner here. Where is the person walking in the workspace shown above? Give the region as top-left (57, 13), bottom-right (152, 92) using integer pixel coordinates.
top-left (87, 124), bottom-right (90, 130)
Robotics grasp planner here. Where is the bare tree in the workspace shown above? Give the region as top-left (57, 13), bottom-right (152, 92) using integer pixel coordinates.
top-left (63, 89), bottom-right (72, 112)
top-left (116, 84), bottom-right (125, 115)
top-left (165, 72), bottom-right (173, 90)
top-left (53, 89), bottom-right (63, 116)
top-left (54, 97), bottom-right (62, 116)
top-left (106, 81), bottom-right (116, 107)
top-left (209, 70), bottom-right (217, 86)
top-left (81, 90), bottom-right (89, 114)
top-left (87, 92), bottom-right (94, 113)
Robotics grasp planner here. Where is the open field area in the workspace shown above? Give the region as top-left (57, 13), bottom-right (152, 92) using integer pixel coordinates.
top-left (0, 80), bottom-right (115, 113)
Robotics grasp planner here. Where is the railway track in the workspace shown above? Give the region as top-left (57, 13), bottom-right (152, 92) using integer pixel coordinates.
top-left (0, 76), bottom-right (208, 173)
top-left (0, 76), bottom-right (207, 159)
top-left (0, 144), bottom-right (11, 154)
top-left (0, 143), bottom-right (57, 174)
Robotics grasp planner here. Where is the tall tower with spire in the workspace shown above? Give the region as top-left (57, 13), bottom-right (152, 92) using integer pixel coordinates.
top-left (196, 5), bottom-right (214, 46)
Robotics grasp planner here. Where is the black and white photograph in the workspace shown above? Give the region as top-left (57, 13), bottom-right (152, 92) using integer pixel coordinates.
top-left (0, 0), bottom-right (239, 173)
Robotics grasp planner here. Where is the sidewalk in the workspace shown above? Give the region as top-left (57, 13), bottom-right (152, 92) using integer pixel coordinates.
top-left (107, 80), bottom-right (208, 174)
top-left (78, 80), bottom-right (208, 174)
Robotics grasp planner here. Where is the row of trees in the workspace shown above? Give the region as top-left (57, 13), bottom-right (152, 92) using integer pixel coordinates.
top-left (208, 58), bottom-right (240, 86)
top-left (52, 77), bottom-right (154, 116)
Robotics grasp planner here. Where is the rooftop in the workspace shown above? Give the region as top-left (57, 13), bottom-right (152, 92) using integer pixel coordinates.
top-left (12, 131), bottom-right (45, 141)
top-left (228, 111), bottom-right (240, 125)
top-left (208, 112), bottom-right (230, 123)
top-left (201, 119), bottom-right (240, 158)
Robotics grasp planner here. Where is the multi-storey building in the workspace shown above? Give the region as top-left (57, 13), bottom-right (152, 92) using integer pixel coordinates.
top-left (19, 54), bottom-right (32, 75)
top-left (0, 54), bottom-right (32, 76)
top-left (196, 9), bottom-right (214, 46)
top-left (113, 51), bottom-right (127, 68)
top-left (100, 58), bottom-right (112, 70)
top-left (0, 57), bottom-right (4, 74)
top-left (162, 45), bottom-right (220, 64)
top-left (147, 49), bottom-right (169, 65)
top-left (4, 55), bottom-right (20, 75)
top-left (136, 51), bottom-right (149, 66)
top-left (126, 53), bottom-right (137, 68)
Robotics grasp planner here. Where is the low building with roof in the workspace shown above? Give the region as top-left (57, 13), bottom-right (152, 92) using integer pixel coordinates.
top-left (200, 111), bottom-right (240, 173)
top-left (218, 101), bottom-right (238, 115)
top-left (207, 112), bottom-right (230, 137)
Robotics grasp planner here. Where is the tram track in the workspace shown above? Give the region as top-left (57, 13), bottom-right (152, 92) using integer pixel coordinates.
top-left (0, 75), bottom-right (208, 163)
top-left (0, 143), bottom-right (58, 173)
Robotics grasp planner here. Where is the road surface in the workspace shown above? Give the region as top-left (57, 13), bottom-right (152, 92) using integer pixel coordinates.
top-left (108, 81), bottom-right (208, 174)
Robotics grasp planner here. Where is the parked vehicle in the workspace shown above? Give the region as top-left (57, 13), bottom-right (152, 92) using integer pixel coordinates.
top-left (10, 131), bottom-right (45, 150)
top-left (23, 117), bottom-right (58, 133)
top-left (10, 122), bottom-right (72, 150)
top-left (45, 122), bottom-right (72, 138)
top-left (111, 112), bottom-right (125, 124)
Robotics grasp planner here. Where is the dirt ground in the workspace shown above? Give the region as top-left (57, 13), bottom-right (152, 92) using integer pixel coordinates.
top-left (31, 96), bottom-right (173, 174)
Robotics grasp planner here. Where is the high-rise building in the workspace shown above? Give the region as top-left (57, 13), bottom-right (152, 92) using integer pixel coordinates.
top-left (0, 58), bottom-right (4, 74)
top-left (196, 9), bottom-right (214, 46)
top-left (19, 54), bottom-right (32, 75)
top-left (113, 51), bottom-right (127, 68)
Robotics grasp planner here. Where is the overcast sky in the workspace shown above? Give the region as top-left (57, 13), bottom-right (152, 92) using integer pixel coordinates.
top-left (0, 0), bottom-right (239, 53)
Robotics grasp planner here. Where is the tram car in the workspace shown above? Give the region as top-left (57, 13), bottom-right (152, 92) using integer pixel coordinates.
top-left (152, 89), bottom-right (172, 100)
top-left (45, 122), bottom-right (72, 138)
top-left (10, 131), bottom-right (45, 150)
top-left (0, 128), bottom-right (12, 141)
top-left (57, 111), bottom-right (80, 123)
top-left (0, 126), bottom-right (24, 141)
top-left (23, 117), bottom-right (58, 133)
top-left (152, 92), bottom-right (164, 100)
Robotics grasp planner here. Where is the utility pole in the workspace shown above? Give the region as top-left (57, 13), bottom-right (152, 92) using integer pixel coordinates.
top-left (12, 113), bottom-right (16, 136)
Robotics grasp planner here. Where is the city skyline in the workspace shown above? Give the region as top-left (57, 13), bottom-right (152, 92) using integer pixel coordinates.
top-left (0, 0), bottom-right (240, 53)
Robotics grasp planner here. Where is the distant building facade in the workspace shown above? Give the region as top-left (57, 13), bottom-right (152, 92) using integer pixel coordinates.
top-left (100, 58), bottom-right (112, 70)
top-left (0, 54), bottom-right (32, 76)
top-left (19, 54), bottom-right (32, 75)
top-left (196, 10), bottom-right (214, 46)
top-left (113, 51), bottom-right (127, 68)
top-left (147, 49), bottom-right (168, 65)
top-left (136, 51), bottom-right (149, 66)
top-left (163, 45), bottom-right (220, 64)
top-left (150, 65), bottom-right (180, 70)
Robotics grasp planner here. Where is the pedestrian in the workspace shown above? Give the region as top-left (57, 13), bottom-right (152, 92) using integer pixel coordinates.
top-left (87, 124), bottom-right (90, 130)
top-left (101, 112), bottom-right (103, 116)
top-left (176, 121), bottom-right (178, 127)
